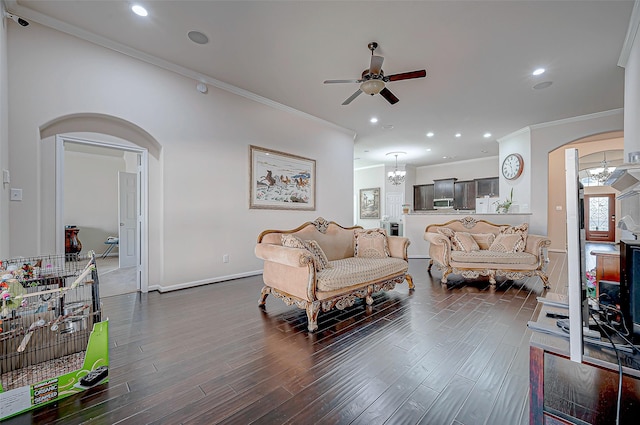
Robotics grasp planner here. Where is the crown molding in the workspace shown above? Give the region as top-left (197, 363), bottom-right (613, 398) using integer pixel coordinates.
top-left (529, 108), bottom-right (624, 130)
top-left (619, 0), bottom-right (640, 67)
top-left (497, 126), bottom-right (531, 143)
top-left (4, 1), bottom-right (356, 139)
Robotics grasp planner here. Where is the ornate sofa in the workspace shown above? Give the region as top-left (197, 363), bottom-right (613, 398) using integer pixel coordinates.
top-left (255, 217), bottom-right (414, 332)
top-left (424, 216), bottom-right (551, 288)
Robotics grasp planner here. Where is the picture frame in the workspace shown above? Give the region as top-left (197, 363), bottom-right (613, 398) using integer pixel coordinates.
top-left (250, 145), bottom-right (316, 210)
top-left (359, 187), bottom-right (380, 219)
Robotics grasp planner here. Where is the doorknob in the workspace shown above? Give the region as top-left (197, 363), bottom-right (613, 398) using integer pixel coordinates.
top-left (120, 223), bottom-right (124, 226)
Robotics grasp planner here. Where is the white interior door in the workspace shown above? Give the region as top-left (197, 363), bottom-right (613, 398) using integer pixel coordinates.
top-left (119, 171), bottom-right (138, 268)
top-left (385, 191), bottom-right (404, 219)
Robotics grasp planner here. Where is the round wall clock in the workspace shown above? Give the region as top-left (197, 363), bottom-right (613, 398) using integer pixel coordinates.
top-left (502, 153), bottom-right (524, 180)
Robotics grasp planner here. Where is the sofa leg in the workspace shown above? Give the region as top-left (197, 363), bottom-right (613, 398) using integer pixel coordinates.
top-left (538, 272), bottom-right (550, 289)
top-left (306, 301), bottom-right (321, 332)
top-left (258, 286), bottom-right (271, 306)
top-left (489, 272), bottom-right (497, 285)
top-left (441, 268), bottom-right (451, 284)
top-left (427, 259), bottom-right (433, 272)
top-left (405, 274), bottom-right (415, 290)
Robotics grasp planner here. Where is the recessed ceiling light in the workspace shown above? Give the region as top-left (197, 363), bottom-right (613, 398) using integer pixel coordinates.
top-left (131, 5), bottom-right (148, 17)
top-left (483, 132), bottom-right (492, 138)
top-left (426, 132), bottom-right (434, 138)
top-left (455, 133), bottom-right (461, 138)
top-left (382, 124), bottom-right (394, 130)
top-left (426, 148), bottom-right (431, 152)
top-left (533, 68), bottom-right (545, 76)
top-left (188, 31), bottom-right (209, 45)
top-left (370, 117), bottom-right (378, 123)
top-left (533, 81), bottom-right (553, 90)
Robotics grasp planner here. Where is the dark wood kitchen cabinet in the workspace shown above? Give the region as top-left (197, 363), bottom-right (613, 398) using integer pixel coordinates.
top-left (454, 180), bottom-right (476, 210)
top-left (413, 184), bottom-right (434, 210)
top-left (475, 177), bottom-right (499, 197)
top-left (433, 178), bottom-right (456, 199)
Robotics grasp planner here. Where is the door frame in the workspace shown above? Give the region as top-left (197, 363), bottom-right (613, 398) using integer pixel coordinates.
top-left (55, 135), bottom-right (149, 293)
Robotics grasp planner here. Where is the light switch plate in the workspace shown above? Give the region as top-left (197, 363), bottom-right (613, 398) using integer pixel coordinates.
top-left (10, 188), bottom-right (22, 201)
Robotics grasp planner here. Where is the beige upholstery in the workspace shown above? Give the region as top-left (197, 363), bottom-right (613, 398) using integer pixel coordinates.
top-left (424, 216), bottom-right (551, 288)
top-left (255, 217), bottom-right (414, 331)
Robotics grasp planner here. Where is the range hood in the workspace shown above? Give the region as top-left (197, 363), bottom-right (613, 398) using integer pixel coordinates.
top-left (605, 166), bottom-right (640, 199)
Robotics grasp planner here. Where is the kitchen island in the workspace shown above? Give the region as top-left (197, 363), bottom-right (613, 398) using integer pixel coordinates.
top-left (401, 211), bottom-right (532, 258)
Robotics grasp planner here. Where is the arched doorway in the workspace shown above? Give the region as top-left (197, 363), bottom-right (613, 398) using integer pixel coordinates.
top-left (39, 113), bottom-right (161, 294)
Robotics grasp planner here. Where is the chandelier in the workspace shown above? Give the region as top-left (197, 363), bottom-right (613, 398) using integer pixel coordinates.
top-left (387, 153), bottom-right (406, 185)
top-left (589, 151), bottom-right (615, 184)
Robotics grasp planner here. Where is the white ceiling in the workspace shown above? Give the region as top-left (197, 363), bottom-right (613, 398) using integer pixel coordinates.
top-left (7, 0), bottom-right (635, 168)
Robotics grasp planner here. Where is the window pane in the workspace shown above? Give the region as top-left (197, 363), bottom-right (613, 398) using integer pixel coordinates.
top-left (589, 197), bottom-right (609, 231)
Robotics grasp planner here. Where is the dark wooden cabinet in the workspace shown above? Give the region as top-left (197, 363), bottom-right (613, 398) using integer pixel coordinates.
top-left (475, 177), bottom-right (499, 197)
top-left (413, 184), bottom-right (434, 210)
top-left (454, 180), bottom-right (476, 210)
top-left (433, 178), bottom-right (456, 199)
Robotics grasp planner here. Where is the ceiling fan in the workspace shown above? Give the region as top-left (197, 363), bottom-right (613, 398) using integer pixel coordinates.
top-left (324, 42), bottom-right (426, 105)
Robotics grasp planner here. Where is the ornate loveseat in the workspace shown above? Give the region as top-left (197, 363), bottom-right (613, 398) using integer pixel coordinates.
top-left (424, 216), bottom-right (551, 288)
top-left (255, 217), bottom-right (413, 332)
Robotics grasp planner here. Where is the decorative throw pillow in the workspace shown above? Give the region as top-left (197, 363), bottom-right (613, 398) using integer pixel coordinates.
top-left (436, 227), bottom-right (461, 251)
top-left (453, 231), bottom-right (480, 253)
top-left (471, 233), bottom-right (496, 250)
top-left (304, 240), bottom-right (331, 271)
top-left (489, 233), bottom-right (525, 253)
top-left (281, 234), bottom-right (330, 271)
top-left (500, 223), bottom-right (528, 252)
top-left (354, 228), bottom-right (390, 258)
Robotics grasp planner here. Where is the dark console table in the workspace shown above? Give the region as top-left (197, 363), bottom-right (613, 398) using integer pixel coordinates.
top-left (529, 301), bottom-right (640, 424)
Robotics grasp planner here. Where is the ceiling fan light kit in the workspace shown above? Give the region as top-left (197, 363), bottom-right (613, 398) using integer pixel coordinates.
top-left (324, 41), bottom-right (426, 105)
top-left (360, 79), bottom-right (385, 95)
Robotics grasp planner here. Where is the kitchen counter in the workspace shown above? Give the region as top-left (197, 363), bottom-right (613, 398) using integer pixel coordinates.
top-left (402, 212), bottom-right (532, 258)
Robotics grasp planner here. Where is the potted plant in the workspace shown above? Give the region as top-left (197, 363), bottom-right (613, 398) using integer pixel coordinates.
top-left (402, 204), bottom-right (410, 214)
top-left (494, 188), bottom-right (513, 213)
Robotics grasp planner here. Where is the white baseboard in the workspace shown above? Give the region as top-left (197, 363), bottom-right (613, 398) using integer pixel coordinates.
top-left (152, 270), bottom-right (263, 293)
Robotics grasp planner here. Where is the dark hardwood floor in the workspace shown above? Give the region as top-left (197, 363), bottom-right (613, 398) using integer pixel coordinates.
top-left (5, 253), bottom-right (572, 425)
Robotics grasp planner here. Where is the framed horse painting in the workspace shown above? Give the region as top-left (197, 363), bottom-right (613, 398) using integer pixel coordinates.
top-left (250, 145), bottom-right (316, 210)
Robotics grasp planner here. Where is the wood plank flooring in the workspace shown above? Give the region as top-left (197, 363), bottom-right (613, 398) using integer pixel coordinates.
top-left (4, 254), bottom-right (571, 425)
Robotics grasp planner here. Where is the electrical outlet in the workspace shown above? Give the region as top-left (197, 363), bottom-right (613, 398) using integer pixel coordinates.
top-left (10, 188), bottom-right (22, 201)
top-left (223, 254), bottom-right (229, 263)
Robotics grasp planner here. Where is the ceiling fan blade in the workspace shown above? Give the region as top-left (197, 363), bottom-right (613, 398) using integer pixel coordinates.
top-left (324, 79), bottom-right (361, 84)
top-left (369, 55), bottom-right (384, 75)
top-left (342, 89), bottom-right (363, 105)
top-left (387, 69), bottom-right (427, 81)
top-left (379, 87), bottom-right (399, 105)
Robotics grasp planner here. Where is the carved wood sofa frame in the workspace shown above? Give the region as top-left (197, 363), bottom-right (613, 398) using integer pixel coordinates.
top-left (424, 216), bottom-right (551, 288)
top-left (255, 218), bottom-right (414, 332)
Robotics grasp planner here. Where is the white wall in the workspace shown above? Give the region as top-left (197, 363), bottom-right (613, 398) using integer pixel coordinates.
top-left (63, 149), bottom-right (124, 254)
top-left (497, 127), bottom-right (531, 213)
top-left (354, 165), bottom-right (385, 228)
top-left (6, 22), bottom-right (354, 291)
top-left (528, 110), bottom-right (624, 236)
top-left (622, 2), bottom-right (640, 231)
top-left (415, 157), bottom-right (499, 186)
top-left (0, 12), bottom-right (9, 258)
top-left (624, 3), bottom-right (640, 159)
